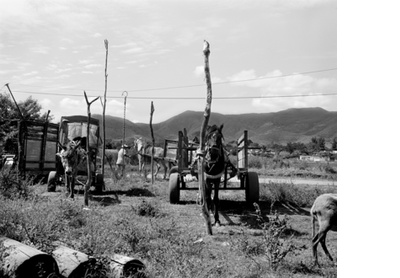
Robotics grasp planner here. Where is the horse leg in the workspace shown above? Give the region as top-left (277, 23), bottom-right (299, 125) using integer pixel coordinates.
top-left (213, 178), bottom-right (221, 226)
top-left (154, 160), bottom-right (160, 178)
top-left (65, 174), bottom-right (71, 197)
top-left (205, 180), bottom-right (213, 213)
top-left (71, 172), bottom-right (77, 199)
top-left (161, 160), bottom-right (168, 180)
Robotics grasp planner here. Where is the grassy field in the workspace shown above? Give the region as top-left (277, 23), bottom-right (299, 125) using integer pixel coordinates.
top-left (0, 160), bottom-right (337, 278)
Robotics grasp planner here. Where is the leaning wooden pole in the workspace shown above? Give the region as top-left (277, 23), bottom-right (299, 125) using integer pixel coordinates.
top-left (84, 91), bottom-right (99, 207)
top-left (149, 101), bottom-right (155, 184)
top-left (101, 39), bottom-right (109, 176)
top-left (199, 40), bottom-right (213, 235)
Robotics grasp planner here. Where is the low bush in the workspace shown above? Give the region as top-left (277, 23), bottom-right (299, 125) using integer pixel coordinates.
top-left (0, 168), bottom-right (33, 199)
top-left (261, 182), bottom-right (335, 207)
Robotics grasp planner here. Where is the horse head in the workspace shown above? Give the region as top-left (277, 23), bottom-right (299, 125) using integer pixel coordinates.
top-left (134, 137), bottom-right (144, 154)
top-left (57, 139), bottom-right (84, 176)
top-left (204, 124), bottom-right (225, 176)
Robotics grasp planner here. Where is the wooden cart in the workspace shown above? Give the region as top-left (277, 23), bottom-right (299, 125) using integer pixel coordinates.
top-left (17, 120), bottom-right (59, 179)
top-left (167, 129), bottom-right (259, 204)
top-left (47, 115), bottom-right (104, 192)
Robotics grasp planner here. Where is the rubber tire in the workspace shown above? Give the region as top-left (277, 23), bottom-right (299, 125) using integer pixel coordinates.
top-left (169, 173), bottom-right (180, 204)
top-left (246, 172), bottom-right (259, 204)
top-left (95, 173), bottom-right (104, 193)
top-left (47, 171), bottom-right (57, 192)
top-left (169, 166), bottom-right (178, 176)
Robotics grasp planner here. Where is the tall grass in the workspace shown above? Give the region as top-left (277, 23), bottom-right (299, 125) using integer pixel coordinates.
top-left (0, 166), bottom-right (336, 278)
top-left (239, 156), bottom-right (337, 180)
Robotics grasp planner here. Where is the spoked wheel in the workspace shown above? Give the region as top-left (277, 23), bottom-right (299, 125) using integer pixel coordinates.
top-left (245, 172), bottom-right (259, 204)
top-left (169, 173), bottom-right (180, 204)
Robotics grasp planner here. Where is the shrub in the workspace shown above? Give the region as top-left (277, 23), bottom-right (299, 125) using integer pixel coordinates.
top-left (262, 182), bottom-right (334, 207)
top-left (0, 168), bottom-right (33, 199)
top-left (132, 198), bottom-right (161, 217)
top-left (248, 156), bottom-right (263, 169)
top-left (235, 204), bottom-right (304, 271)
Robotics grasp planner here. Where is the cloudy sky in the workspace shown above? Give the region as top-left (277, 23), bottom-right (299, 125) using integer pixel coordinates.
top-left (0, 0), bottom-right (336, 123)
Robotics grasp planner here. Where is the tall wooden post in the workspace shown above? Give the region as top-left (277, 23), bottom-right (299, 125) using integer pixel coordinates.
top-left (101, 39), bottom-right (109, 176)
top-left (149, 101), bottom-right (155, 184)
top-left (84, 91), bottom-right (99, 207)
top-left (122, 91), bottom-right (128, 147)
top-left (198, 40), bottom-right (213, 235)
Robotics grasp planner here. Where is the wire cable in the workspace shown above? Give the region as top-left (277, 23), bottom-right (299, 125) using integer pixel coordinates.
top-left (9, 68), bottom-right (337, 94)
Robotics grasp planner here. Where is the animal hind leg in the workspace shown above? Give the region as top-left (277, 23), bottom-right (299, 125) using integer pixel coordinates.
top-left (312, 232), bottom-right (323, 266)
top-left (320, 233), bottom-right (334, 261)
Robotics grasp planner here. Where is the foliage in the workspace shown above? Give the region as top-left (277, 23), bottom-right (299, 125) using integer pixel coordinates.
top-left (0, 168), bottom-right (33, 199)
top-left (332, 137), bottom-right (337, 151)
top-left (235, 204), bottom-right (305, 271)
top-left (0, 93), bottom-right (53, 154)
top-left (131, 198), bottom-right (162, 217)
top-left (286, 142), bottom-right (308, 155)
top-left (0, 165), bottom-right (336, 278)
top-left (262, 181), bottom-right (335, 207)
top-left (309, 137), bottom-right (326, 152)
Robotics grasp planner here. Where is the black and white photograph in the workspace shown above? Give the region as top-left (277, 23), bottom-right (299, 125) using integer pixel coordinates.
top-left (0, 0), bottom-right (346, 277)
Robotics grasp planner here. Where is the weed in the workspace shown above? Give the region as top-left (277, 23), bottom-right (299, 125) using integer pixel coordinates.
top-left (132, 198), bottom-right (161, 217)
top-left (262, 181), bottom-right (334, 207)
top-left (0, 168), bottom-right (33, 199)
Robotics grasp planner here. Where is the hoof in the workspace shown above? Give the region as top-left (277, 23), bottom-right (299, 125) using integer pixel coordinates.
top-left (214, 221), bottom-right (221, 227)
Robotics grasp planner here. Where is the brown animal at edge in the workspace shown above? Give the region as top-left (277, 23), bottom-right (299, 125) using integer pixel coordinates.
top-left (310, 193), bottom-right (337, 266)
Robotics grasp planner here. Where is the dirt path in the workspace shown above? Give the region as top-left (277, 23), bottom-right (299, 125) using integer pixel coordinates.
top-left (228, 176), bottom-right (337, 186)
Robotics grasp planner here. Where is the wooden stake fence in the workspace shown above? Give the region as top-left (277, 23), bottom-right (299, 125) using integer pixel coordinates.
top-left (84, 91), bottom-right (99, 207)
top-left (150, 101), bottom-right (155, 184)
top-left (199, 40), bottom-right (213, 235)
top-left (101, 39), bottom-right (109, 177)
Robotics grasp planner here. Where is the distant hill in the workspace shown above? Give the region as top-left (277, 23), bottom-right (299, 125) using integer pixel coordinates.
top-left (93, 107), bottom-right (337, 145)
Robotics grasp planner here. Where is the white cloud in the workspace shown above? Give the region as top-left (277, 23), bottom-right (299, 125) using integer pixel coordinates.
top-left (228, 69), bottom-right (336, 95)
top-left (30, 46), bottom-right (50, 54)
top-left (22, 71), bottom-right (38, 76)
top-left (79, 60), bottom-right (92, 65)
top-left (60, 98), bottom-right (81, 108)
top-left (194, 65), bottom-right (204, 77)
top-left (39, 98), bottom-right (53, 108)
top-left (122, 47), bottom-right (143, 54)
top-left (84, 64), bottom-right (102, 69)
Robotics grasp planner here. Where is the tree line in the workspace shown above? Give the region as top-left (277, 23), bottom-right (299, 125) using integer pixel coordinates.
top-left (0, 93), bottom-right (52, 154)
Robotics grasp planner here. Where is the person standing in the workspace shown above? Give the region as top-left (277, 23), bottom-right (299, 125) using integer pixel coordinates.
top-left (116, 144), bottom-right (129, 178)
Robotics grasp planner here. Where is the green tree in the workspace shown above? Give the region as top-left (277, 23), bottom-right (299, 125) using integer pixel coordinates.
top-left (308, 136), bottom-right (326, 153)
top-left (0, 93), bottom-right (52, 154)
top-left (332, 137), bottom-right (337, 151)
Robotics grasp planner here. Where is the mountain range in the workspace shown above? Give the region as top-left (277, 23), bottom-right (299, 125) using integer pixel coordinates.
top-left (92, 107), bottom-right (337, 145)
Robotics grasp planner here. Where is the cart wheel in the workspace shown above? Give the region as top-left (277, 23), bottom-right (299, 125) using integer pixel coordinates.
top-left (95, 173), bottom-right (105, 193)
top-left (169, 173), bottom-right (180, 204)
top-left (245, 172), bottom-right (259, 203)
top-left (169, 166), bottom-right (178, 176)
top-left (47, 171), bottom-right (57, 192)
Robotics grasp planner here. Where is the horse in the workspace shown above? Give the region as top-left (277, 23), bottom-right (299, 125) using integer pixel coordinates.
top-left (202, 124), bottom-right (228, 227)
top-left (134, 137), bottom-right (170, 179)
top-left (56, 138), bottom-right (92, 198)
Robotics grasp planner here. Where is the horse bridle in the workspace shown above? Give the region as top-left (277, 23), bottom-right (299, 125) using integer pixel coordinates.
top-left (204, 130), bottom-right (223, 169)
